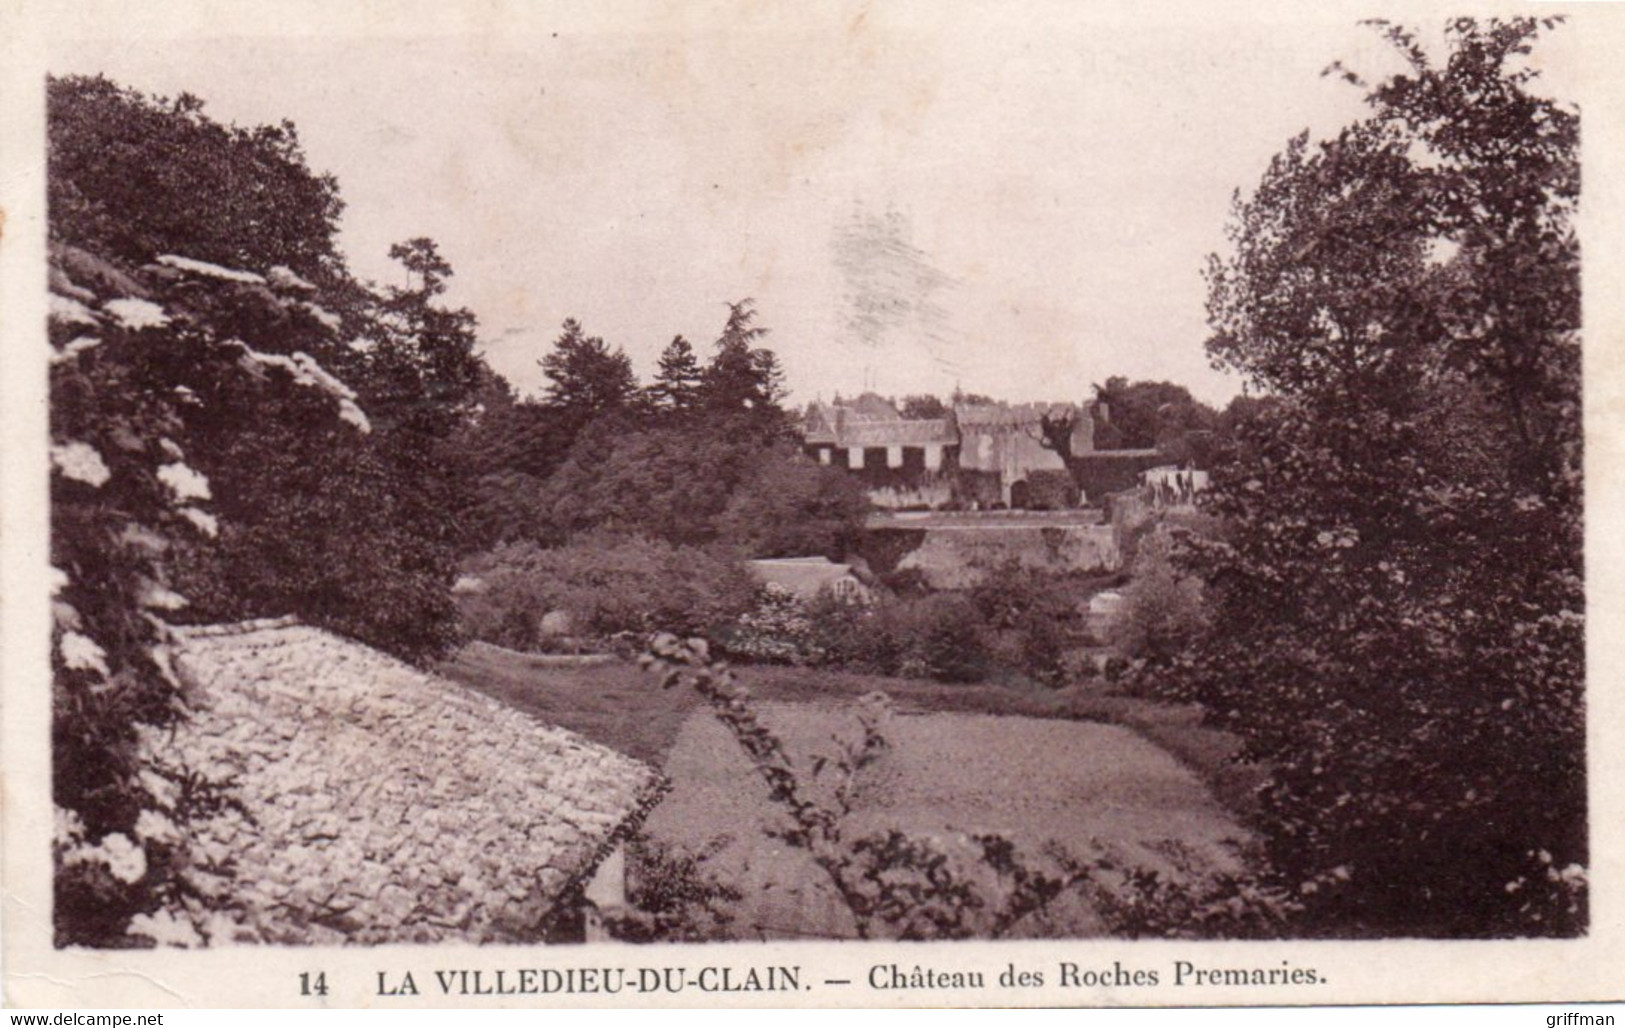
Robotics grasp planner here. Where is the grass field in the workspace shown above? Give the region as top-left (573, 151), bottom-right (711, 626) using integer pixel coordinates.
top-left (437, 642), bottom-right (1264, 820)
top-left (440, 642), bottom-right (699, 765)
top-left (643, 701), bottom-right (1250, 939)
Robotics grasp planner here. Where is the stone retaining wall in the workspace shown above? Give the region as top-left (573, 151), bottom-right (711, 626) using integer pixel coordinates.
top-left (874, 524), bottom-right (1120, 589)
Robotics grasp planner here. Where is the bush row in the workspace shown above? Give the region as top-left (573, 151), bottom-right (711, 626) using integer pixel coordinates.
top-left (722, 562), bottom-right (1111, 685)
top-left (458, 535), bottom-right (757, 650)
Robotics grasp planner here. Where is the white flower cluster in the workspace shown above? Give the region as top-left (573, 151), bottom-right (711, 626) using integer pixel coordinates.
top-left (180, 507), bottom-right (220, 538)
top-left (267, 265), bottom-right (316, 292)
top-left (51, 336), bottom-right (102, 363)
top-left (59, 825), bottom-right (149, 886)
top-left (103, 298), bottom-right (171, 330)
top-left (157, 461), bottom-right (212, 502)
top-left (50, 294), bottom-right (100, 327)
top-left (156, 254), bottom-right (266, 285)
top-left (59, 630), bottom-right (110, 676)
top-left (51, 441), bottom-right (111, 487)
top-left (232, 342), bottom-right (372, 434)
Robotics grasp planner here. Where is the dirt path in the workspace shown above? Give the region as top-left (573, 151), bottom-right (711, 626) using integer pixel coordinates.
top-left (640, 701), bottom-right (1251, 940)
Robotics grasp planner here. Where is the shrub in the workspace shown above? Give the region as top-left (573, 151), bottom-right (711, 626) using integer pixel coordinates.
top-left (877, 566), bottom-right (931, 597)
top-left (721, 587), bottom-right (992, 684)
top-left (605, 834), bottom-right (743, 943)
top-left (786, 593), bottom-right (987, 683)
top-left (459, 535), bottom-right (757, 646)
top-left (799, 596), bottom-right (899, 673)
top-left (968, 561), bottom-right (1097, 684)
top-left (716, 584), bottom-right (829, 665)
top-left (1109, 530), bottom-right (1208, 662)
top-left (886, 594), bottom-right (990, 683)
top-left (724, 564), bottom-right (1110, 687)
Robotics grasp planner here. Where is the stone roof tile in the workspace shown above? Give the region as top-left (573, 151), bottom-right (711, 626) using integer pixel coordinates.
top-left (147, 620), bottom-right (666, 945)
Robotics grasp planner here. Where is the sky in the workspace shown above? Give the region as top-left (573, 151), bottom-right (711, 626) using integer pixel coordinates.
top-left (47, 4), bottom-right (1581, 409)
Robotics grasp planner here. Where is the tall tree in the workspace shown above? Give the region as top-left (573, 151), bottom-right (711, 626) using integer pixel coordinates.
top-left (646, 334), bottom-right (705, 414)
top-left (702, 299), bottom-right (767, 412)
top-left (700, 299), bottom-right (786, 434)
top-left (539, 318), bottom-right (637, 423)
top-left (949, 387), bottom-right (997, 408)
top-left (363, 237), bottom-right (485, 436)
top-left (1165, 17), bottom-right (1582, 936)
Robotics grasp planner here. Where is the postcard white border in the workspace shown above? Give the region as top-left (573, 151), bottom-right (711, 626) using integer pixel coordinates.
top-left (4, 0), bottom-right (1623, 1009)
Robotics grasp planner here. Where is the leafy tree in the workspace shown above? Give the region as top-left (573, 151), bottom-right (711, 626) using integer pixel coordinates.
top-left (1090, 377), bottom-right (1218, 456)
top-left (898, 394), bottom-right (949, 420)
top-left (713, 447), bottom-right (872, 559)
top-left (467, 399), bottom-right (577, 481)
top-left (1162, 17), bottom-right (1583, 936)
top-left (48, 75), bottom-right (347, 288)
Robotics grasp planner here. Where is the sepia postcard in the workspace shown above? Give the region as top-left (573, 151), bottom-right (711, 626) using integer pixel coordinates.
top-left (3, 0), bottom-right (1623, 1011)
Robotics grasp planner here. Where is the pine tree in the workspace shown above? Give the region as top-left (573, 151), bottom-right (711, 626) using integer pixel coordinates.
top-left (700, 299), bottom-right (787, 436)
top-left (701, 299), bottom-right (769, 414)
top-left (647, 334), bottom-right (705, 414)
top-left (539, 318), bottom-right (637, 423)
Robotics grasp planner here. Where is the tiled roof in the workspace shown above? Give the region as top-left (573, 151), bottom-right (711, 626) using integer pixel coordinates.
top-left (140, 619), bottom-right (665, 945)
top-left (802, 395), bottom-right (952, 448)
top-left (844, 392), bottom-right (903, 419)
top-left (831, 418), bottom-right (957, 448)
top-left (802, 400), bottom-right (1087, 448)
top-left (953, 402), bottom-right (1079, 427)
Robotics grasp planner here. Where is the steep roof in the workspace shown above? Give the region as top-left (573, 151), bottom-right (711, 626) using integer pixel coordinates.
top-left (138, 619), bottom-right (665, 946)
top-left (834, 418), bottom-right (957, 448)
top-left (845, 392), bottom-right (903, 419)
top-left (801, 397), bottom-right (957, 448)
top-left (953, 401), bottom-right (1079, 428)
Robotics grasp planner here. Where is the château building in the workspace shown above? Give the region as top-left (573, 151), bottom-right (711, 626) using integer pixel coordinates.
top-left (800, 393), bottom-right (1125, 509)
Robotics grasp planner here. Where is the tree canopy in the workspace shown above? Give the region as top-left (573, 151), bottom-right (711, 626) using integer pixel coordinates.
top-left (1090, 377), bottom-right (1218, 456)
top-left (1163, 17), bottom-right (1583, 936)
top-left (647, 335), bottom-right (705, 415)
top-left (48, 75), bottom-right (490, 944)
top-left (699, 299), bottom-right (788, 436)
top-left (898, 394), bottom-right (949, 420)
top-left (539, 318), bottom-right (638, 423)
top-left (48, 75), bottom-right (347, 287)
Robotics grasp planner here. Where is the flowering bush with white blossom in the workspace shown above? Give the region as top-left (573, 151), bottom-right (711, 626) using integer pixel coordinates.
top-left (49, 244), bottom-right (375, 945)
